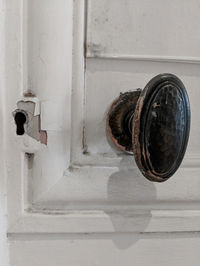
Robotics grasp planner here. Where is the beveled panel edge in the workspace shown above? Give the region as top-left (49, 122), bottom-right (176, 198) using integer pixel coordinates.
top-left (86, 53), bottom-right (200, 64)
top-left (71, 153), bottom-right (200, 169)
top-left (7, 209), bottom-right (200, 234)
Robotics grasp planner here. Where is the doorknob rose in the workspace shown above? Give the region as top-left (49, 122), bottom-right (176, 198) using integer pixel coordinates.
top-left (107, 73), bottom-right (191, 182)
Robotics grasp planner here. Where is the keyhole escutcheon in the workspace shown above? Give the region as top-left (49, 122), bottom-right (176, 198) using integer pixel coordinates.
top-left (14, 110), bottom-right (28, 135)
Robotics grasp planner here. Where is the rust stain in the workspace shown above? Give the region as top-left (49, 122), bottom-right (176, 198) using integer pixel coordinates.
top-left (107, 91), bottom-right (140, 154)
top-left (23, 91), bottom-right (36, 98)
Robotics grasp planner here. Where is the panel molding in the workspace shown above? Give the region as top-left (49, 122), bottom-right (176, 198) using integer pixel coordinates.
top-left (87, 53), bottom-right (200, 64)
top-left (72, 153), bottom-right (200, 169)
top-left (8, 209), bottom-right (200, 234)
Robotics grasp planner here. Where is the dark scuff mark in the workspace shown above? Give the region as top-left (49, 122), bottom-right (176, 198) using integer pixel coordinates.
top-left (82, 126), bottom-right (89, 154)
top-left (25, 153), bottom-right (34, 170)
top-left (87, 42), bottom-right (105, 57)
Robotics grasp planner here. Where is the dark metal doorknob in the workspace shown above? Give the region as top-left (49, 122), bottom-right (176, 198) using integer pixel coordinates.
top-left (107, 73), bottom-right (190, 182)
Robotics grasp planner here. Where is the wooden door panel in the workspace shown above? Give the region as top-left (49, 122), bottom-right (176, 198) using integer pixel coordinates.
top-left (5, 0), bottom-right (200, 237)
top-left (87, 0), bottom-right (200, 60)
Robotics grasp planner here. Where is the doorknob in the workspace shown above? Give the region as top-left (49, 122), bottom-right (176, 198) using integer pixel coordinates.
top-left (107, 73), bottom-right (190, 182)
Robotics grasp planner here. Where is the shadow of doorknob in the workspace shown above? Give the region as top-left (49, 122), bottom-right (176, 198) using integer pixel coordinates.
top-left (107, 73), bottom-right (191, 182)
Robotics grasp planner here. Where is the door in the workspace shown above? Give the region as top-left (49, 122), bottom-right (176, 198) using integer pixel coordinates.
top-left (3, 0), bottom-right (200, 265)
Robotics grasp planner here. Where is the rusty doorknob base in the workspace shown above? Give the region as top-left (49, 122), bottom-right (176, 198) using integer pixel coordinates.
top-left (107, 89), bottom-right (141, 154)
top-left (107, 73), bottom-right (191, 182)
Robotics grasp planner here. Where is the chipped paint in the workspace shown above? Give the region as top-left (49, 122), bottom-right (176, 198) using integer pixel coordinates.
top-left (13, 99), bottom-right (47, 145)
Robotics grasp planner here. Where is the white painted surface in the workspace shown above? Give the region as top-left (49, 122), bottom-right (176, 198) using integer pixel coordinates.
top-left (87, 0), bottom-right (200, 61)
top-left (0, 0), bottom-right (9, 264)
top-left (9, 234), bottom-right (200, 266)
top-left (3, 0), bottom-right (200, 265)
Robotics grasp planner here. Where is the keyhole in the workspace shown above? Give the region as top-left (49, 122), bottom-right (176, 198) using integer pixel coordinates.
top-left (14, 111), bottom-right (27, 135)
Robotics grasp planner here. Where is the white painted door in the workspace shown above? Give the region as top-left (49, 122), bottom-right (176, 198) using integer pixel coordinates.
top-left (2, 0), bottom-right (200, 265)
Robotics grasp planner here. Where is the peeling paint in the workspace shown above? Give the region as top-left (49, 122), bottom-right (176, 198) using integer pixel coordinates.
top-left (39, 130), bottom-right (47, 145)
top-left (13, 100), bottom-right (47, 145)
